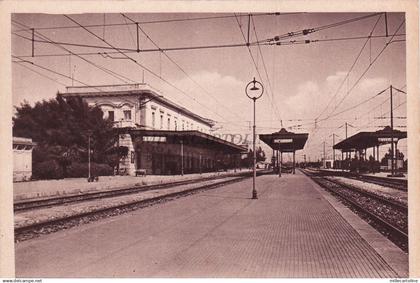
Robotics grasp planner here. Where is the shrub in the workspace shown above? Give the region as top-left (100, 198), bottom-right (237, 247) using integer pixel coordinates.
top-left (67, 162), bottom-right (113, 178)
top-left (33, 160), bottom-right (64, 180)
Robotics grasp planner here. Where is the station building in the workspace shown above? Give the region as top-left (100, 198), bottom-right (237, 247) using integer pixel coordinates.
top-left (60, 84), bottom-right (245, 176)
top-left (13, 137), bottom-right (36, 182)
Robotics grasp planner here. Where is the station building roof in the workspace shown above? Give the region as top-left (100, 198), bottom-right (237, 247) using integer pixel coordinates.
top-left (333, 126), bottom-right (407, 152)
top-left (13, 137), bottom-right (36, 146)
top-left (59, 83), bottom-right (215, 127)
top-left (127, 129), bottom-right (247, 153)
top-left (259, 128), bottom-right (309, 152)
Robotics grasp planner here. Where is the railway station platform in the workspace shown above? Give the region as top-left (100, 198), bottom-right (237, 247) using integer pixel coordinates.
top-left (15, 171), bottom-right (408, 278)
top-left (13, 169), bottom-right (252, 201)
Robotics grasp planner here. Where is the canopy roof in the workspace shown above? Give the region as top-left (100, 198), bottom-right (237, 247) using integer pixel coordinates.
top-left (333, 126), bottom-right (407, 152)
top-left (259, 128), bottom-right (309, 152)
top-left (127, 129), bottom-right (247, 153)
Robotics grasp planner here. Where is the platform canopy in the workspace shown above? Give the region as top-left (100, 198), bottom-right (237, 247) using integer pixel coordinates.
top-left (127, 129), bottom-right (247, 153)
top-left (333, 126), bottom-right (407, 152)
top-left (259, 128), bottom-right (309, 152)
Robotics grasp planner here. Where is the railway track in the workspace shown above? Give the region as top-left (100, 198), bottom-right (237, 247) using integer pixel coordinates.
top-left (301, 169), bottom-right (408, 251)
top-left (15, 173), bottom-right (263, 241)
top-left (15, 171), bottom-right (261, 212)
top-left (317, 169), bottom-right (407, 191)
top-left (348, 174), bottom-right (407, 191)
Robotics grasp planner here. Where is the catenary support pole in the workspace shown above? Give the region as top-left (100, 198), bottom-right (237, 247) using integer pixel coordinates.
top-left (279, 151), bottom-right (282, 177)
top-left (390, 85), bottom-right (395, 176)
top-left (88, 135), bottom-right (91, 180)
top-left (31, 28), bottom-right (35, 57)
top-left (293, 151), bottom-right (296, 174)
top-left (136, 23), bottom-right (140, 52)
top-left (252, 98), bottom-right (257, 199)
top-left (181, 139), bottom-right (184, 176)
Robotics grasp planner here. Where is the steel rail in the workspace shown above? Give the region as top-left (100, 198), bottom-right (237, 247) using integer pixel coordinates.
top-left (317, 169), bottom-right (407, 191)
top-left (14, 171), bottom-right (258, 212)
top-left (301, 169), bottom-right (408, 243)
top-left (352, 174), bottom-right (407, 191)
top-left (15, 175), bottom-right (257, 238)
top-left (322, 176), bottom-right (407, 213)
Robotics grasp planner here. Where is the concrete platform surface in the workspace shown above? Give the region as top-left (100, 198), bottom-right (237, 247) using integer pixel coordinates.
top-left (15, 172), bottom-right (407, 278)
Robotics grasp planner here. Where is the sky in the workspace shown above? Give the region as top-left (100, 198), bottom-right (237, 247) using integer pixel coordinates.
top-left (11, 12), bottom-right (407, 162)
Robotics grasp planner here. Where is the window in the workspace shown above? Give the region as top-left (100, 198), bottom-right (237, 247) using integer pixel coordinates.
top-left (123, 110), bottom-right (131, 120)
top-left (131, 151), bottom-right (135, 164)
top-left (167, 118), bottom-right (170, 130)
top-left (160, 115), bottom-right (163, 129)
top-left (152, 112), bottom-right (155, 128)
top-left (174, 120), bottom-right (178, 131)
top-left (108, 111), bottom-right (114, 121)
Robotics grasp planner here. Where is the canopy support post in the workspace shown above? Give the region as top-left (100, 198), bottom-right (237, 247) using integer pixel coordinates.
top-left (293, 151), bottom-right (296, 174)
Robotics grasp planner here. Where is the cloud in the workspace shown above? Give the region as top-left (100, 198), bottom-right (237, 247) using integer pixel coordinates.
top-left (159, 70), bottom-right (249, 122)
top-left (284, 81), bottom-right (321, 118)
top-left (357, 77), bottom-right (388, 92)
top-left (326, 71), bottom-right (347, 86)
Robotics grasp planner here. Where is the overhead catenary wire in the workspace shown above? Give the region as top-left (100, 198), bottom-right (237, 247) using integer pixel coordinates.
top-left (13, 13), bottom-right (294, 32)
top-left (304, 82), bottom-right (406, 160)
top-left (13, 19), bottom-right (404, 59)
top-left (13, 60), bottom-right (68, 87)
top-left (264, 12), bottom-right (383, 43)
top-left (355, 85), bottom-right (407, 129)
top-left (12, 20), bottom-right (137, 85)
top-left (12, 31), bottom-right (264, 54)
top-left (356, 99), bottom-right (406, 131)
top-left (250, 15), bottom-right (283, 123)
top-left (12, 56), bottom-right (106, 92)
top-left (329, 84), bottom-right (406, 133)
top-left (13, 14), bottom-right (406, 136)
top-left (317, 18), bottom-right (405, 124)
top-left (263, 34), bottom-right (405, 46)
top-left (13, 33), bottom-right (403, 59)
top-left (314, 14), bottom-right (383, 122)
top-left (286, 85), bottom-right (390, 130)
top-left (120, 13), bottom-right (245, 122)
top-left (306, 84), bottom-right (406, 154)
top-left (62, 14), bottom-right (237, 123)
top-left (319, 86), bottom-right (390, 121)
top-left (233, 13), bottom-right (283, 124)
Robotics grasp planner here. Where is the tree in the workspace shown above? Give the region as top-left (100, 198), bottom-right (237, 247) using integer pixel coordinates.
top-left (380, 147), bottom-right (405, 165)
top-left (240, 146), bottom-right (266, 168)
top-left (256, 146), bottom-right (266, 162)
top-left (13, 95), bottom-right (127, 179)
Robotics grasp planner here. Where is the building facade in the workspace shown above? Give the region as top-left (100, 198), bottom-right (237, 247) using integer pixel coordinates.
top-left (13, 137), bottom-right (36, 182)
top-left (60, 84), bottom-right (244, 175)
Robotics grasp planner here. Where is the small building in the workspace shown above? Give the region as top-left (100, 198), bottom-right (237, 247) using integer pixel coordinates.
top-left (60, 84), bottom-right (245, 175)
top-left (13, 137), bottom-right (36, 182)
top-left (333, 126), bottom-right (407, 173)
top-left (259, 128), bottom-right (309, 175)
top-left (323, 159), bottom-right (334, 169)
